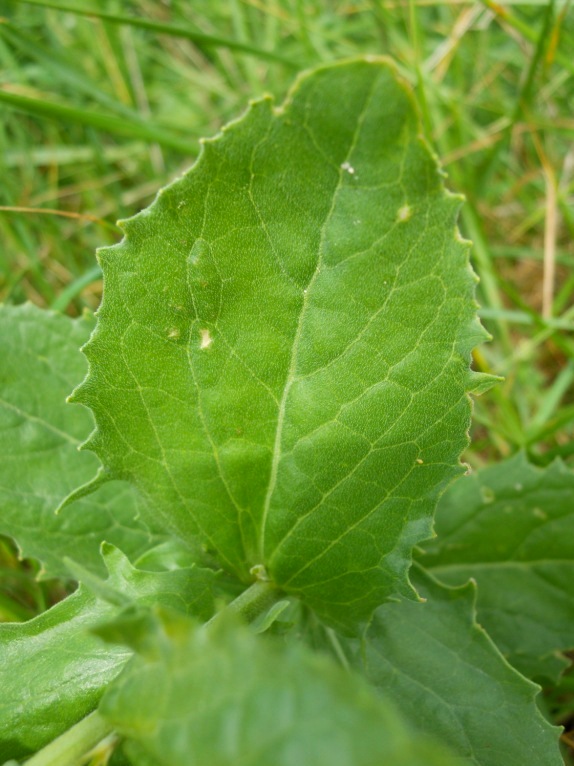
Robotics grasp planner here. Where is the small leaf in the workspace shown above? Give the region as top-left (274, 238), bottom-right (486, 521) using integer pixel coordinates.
top-left (0, 547), bottom-right (218, 761)
top-left (0, 587), bottom-right (126, 762)
top-left (0, 303), bottom-right (166, 579)
top-left (73, 57), bottom-right (487, 631)
top-left (72, 543), bottom-right (219, 618)
top-left (344, 569), bottom-right (563, 766)
top-left (419, 452), bottom-right (574, 683)
top-left (100, 609), bottom-right (464, 766)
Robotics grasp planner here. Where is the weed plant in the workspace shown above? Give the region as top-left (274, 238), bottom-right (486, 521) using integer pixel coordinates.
top-left (0, 0), bottom-right (573, 761)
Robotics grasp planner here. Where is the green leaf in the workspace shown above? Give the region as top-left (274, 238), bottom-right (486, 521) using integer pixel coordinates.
top-left (72, 57), bottom-right (487, 631)
top-left (345, 569), bottom-right (563, 766)
top-left (419, 452), bottom-right (574, 683)
top-left (0, 303), bottom-right (166, 579)
top-left (100, 609), bottom-right (464, 766)
top-left (0, 588), bottom-right (126, 763)
top-left (0, 545), bottom-right (218, 761)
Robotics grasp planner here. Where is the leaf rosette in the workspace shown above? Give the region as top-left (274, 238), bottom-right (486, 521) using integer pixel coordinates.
top-left (71, 57), bottom-right (488, 631)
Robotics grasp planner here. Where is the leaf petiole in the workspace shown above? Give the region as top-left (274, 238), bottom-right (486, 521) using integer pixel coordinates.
top-left (23, 711), bottom-right (113, 766)
top-left (206, 578), bottom-right (281, 628)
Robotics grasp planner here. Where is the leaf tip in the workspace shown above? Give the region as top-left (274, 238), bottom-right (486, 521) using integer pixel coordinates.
top-left (468, 370), bottom-right (503, 396)
top-left (54, 467), bottom-right (112, 515)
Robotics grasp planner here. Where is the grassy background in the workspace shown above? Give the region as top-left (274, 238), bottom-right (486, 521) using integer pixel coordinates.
top-left (0, 0), bottom-right (573, 753)
top-left (1, 0), bottom-right (573, 465)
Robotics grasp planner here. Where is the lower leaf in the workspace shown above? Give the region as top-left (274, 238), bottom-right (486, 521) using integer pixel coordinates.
top-left (99, 609), bottom-right (465, 766)
top-left (0, 587), bottom-right (126, 762)
top-left (0, 303), bottom-right (167, 580)
top-left (344, 568), bottom-right (563, 766)
top-left (418, 452), bottom-right (574, 683)
top-left (0, 546), bottom-right (218, 761)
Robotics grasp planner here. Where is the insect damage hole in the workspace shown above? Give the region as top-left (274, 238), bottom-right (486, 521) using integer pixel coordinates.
top-left (200, 329), bottom-right (213, 349)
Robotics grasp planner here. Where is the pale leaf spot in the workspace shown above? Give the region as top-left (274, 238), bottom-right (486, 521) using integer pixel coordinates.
top-left (200, 329), bottom-right (213, 349)
top-left (397, 204), bottom-right (412, 222)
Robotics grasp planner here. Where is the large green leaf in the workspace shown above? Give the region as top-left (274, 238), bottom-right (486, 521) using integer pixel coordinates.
top-left (72, 57), bottom-right (487, 630)
top-left (0, 544), bottom-right (218, 761)
top-left (0, 303), bottom-right (165, 579)
top-left (344, 569), bottom-right (563, 766)
top-left (99, 609), bottom-right (464, 766)
top-left (419, 452), bottom-right (574, 683)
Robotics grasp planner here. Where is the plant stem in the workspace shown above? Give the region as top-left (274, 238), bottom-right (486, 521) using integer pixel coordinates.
top-left (207, 579), bottom-right (281, 628)
top-left (24, 711), bottom-right (113, 766)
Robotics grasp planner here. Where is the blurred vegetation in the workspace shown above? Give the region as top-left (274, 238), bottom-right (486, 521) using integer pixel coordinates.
top-left (0, 0), bottom-right (573, 754)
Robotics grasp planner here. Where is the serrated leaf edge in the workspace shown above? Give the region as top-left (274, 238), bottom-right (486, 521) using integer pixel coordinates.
top-left (67, 57), bottom-right (493, 628)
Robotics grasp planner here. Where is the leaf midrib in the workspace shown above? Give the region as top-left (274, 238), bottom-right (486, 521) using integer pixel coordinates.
top-left (257, 73), bottom-right (382, 563)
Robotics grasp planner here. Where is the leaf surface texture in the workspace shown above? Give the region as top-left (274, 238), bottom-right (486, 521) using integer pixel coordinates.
top-left (0, 303), bottom-right (165, 578)
top-left (420, 452), bottom-right (574, 682)
top-left (74, 58), bottom-right (486, 629)
top-left (346, 569), bottom-right (563, 766)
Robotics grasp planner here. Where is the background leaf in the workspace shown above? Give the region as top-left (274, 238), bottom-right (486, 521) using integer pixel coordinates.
top-left (72, 57), bottom-right (487, 631)
top-left (0, 545), bottom-right (218, 761)
top-left (0, 303), bottom-right (166, 579)
top-left (344, 569), bottom-right (563, 766)
top-left (419, 452), bottom-right (574, 683)
top-left (0, 587), bottom-right (126, 763)
top-left (100, 609), bottom-right (465, 766)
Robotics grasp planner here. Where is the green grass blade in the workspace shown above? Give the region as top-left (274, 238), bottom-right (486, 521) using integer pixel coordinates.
top-left (0, 90), bottom-right (196, 153)
top-left (475, 0), bottom-right (556, 195)
top-left (50, 265), bottom-right (103, 312)
top-left (0, 24), bottom-right (140, 121)
top-left (16, 0), bottom-right (297, 67)
top-left (526, 403), bottom-right (574, 446)
top-left (527, 359), bottom-right (574, 436)
top-left (481, 0), bottom-right (574, 75)
top-left (478, 307), bottom-right (574, 331)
